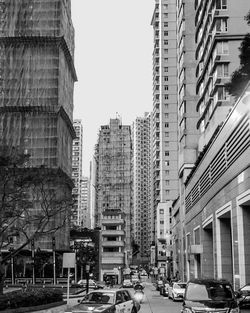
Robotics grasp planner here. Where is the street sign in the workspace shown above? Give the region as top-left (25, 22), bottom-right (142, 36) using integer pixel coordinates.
top-left (63, 253), bottom-right (75, 268)
top-left (63, 252), bottom-right (75, 305)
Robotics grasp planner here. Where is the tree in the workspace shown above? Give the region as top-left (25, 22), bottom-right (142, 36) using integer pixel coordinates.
top-left (0, 146), bottom-right (74, 293)
top-left (226, 12), bottom-right (250, 98)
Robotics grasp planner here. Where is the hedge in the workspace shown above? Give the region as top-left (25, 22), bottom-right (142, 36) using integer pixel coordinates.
top-left (0, 288), bottom-right (63, 311)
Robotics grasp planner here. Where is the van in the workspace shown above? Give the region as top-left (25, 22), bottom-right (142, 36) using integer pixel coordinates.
top-left (182, 279), bottom-right (240, 313)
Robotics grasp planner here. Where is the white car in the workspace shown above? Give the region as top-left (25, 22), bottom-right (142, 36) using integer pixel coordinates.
top-left (168, 282), bottom-right (186, 301)
top-left (122, 279), bottom-right (133, 288)
top-left (71, 279), bottom-right (104, 289)
top-left (65, 289), bottom-right (140, 313)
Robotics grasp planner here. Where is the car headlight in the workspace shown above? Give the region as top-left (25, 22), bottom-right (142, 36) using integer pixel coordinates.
top-left (182, 309), bottom-right (193, 313)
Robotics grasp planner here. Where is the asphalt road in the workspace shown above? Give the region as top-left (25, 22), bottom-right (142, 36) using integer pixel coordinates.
top-left (140, 282), bottom-right (182, 313)
top-left (64, 281), bottom-right (250, 313)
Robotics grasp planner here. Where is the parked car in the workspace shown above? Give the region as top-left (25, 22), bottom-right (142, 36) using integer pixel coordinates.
top-left (122, 279), bottom-right (134, 288)
top-left (65, 288), bottom-right (140, 313)
top-left (182, 279), bottom-right (240, 313)
top-left (168, 282), bottom-right (186, 301)
top-left (237, 283), bottom-right (250, 308)
top-left (71, 279), bottom-right (104, 289)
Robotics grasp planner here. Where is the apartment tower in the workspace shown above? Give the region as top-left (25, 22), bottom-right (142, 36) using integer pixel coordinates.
top-left (151, 0), bottom-right (178, 268)
top-left (94, 118), bottom-right (133, 282)
top-left (172, 0), bottom-right (200, 279)
top-left (80, 176), bottom-right (90, 228)
top-left (172, 0), bottom-right (249, 283)
top-left (72, 119), bottom-right (83, 226)
top-left (0, 0), bottom-right (76, 250)
top-left (132, 113), bottom-right (152, 266)
top-left (195, 0), bottom-right (247, 151)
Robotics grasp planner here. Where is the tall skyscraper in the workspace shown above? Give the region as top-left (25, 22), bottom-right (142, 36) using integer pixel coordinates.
top-left (172, 0), bottom-right (249, 282)
top-left (94, 118), bottom-right (133, 282)
top-left (172, 0), bottom-right (200, 279)
top-left (132, 113), bottom-right (152, 266)
top-left (151, 0), bottom-right (179, 268)
top-left (72, 119), bottom-right (83, 226)
top-left (195, 0), bottom-right (247, 151)
top-left (0, 0), bottom-right (77, 250)
top-left (80, 176), bottom-right (90, 228)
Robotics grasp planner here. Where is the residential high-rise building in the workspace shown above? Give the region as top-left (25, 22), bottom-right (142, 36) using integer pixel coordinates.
top-left (132, 113), bottom-right (152, 266)
top-left (195, 0), bottom-right (247, 151)
top-left (172, 0), bottom-right (200, 279)
top-left (94, 118), bottom-right (133, 283)
top-left (80, 176), bottom-right (90, 228)
top-left (171, 0), bottom-right (250, 283)
top-left (90, 159), bottom-right (97, 228)
top-left (0, 0), bottom-right (76, 251)
top-left (151, 0), bottom-right (179, 268)
top-left (72, 119), bottom-right (83, 226)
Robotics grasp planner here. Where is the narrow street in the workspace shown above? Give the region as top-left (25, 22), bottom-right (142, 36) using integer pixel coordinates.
top-left (64, 281), bottom-right (250, 313)
top-left (140, 282), bottom-right (182, 313)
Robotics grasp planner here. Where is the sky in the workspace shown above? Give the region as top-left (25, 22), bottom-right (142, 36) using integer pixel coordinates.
top-left (71, 1), bottom-right (154, 176)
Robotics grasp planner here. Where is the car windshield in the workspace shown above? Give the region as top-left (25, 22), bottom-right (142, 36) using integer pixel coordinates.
top-left (241, 285), bottom-right (250, 291)
top-left (78, 280), bottom-right (95, 284)
top-left (81, 292), bottom-right (115, 304)
top-left (174, 283), bottom-right (186, 289)
top-left (186, 283), bottom-right (234, 301)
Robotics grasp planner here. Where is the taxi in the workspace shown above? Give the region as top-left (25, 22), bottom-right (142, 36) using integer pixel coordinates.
top-left (65, 288), bottom-right (140, 313)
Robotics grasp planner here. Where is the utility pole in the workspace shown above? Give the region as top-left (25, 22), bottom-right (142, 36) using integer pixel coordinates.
top-left (52, 236), bottom-right (56, 285)
top-left (86, 263), bottom-right (90, 294)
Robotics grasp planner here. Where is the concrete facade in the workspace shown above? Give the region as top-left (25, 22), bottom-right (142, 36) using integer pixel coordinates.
top-left (132, 113), bottom-right (152, 265)
top-left (170, 0), bottom-right (250, 285)
top-left (94, 118), bottom-right (133, 283)
top-left (72, 119), bottom-right (83, 226)
top-left (151, 0), bottom-right (179, 268)
top-left (184, 85), bottom-right (250, 289)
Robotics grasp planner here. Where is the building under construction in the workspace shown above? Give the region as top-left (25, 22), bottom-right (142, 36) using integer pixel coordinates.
top-left (94, 118), bottom-right (133, 283)
top-left (0, 0), bottom-right (76, 282)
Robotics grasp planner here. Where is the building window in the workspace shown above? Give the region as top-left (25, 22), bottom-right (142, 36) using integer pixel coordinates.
top-left (160, 209), bottom-right (164, 214)
top-left (216, 41), bottom-right (229, 55)
top-left (215, 18), bottom-right (228, 32)
top-left (194, 227), bottom-right (201, 245)
top-left (216, 86), bottom-right (229, 100)
top-left (216, 0), bottom-right (227, 10)
top-left (216, 63), bottom-right (229, 77)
